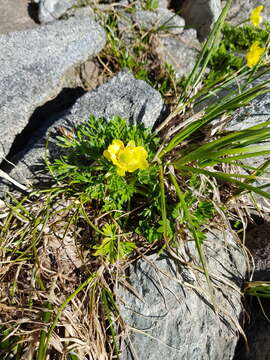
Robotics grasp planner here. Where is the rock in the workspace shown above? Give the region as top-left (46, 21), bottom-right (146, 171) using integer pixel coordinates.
top-left (64, 71), bottom-right (165, 128)
top-left (118, 7), bottom-right (200, 78)
top-left (155, 29), bottom-right (201, 78)
top-left (181, 0), bottom-right (222, 41)
top-left (133, 8), bottom-right (185, 35)
top-left (0, 16), bottom-right (106, 165)
top-left (65, 5), bottom-right (96, 19)
top-left (38, 0), bottom-right (77, 23)
top-left (119, 0), bottom-right (169, 9)
top-left (0, 72), bottom-right (165, 194)
top-left (222, 0), bottom-right (270, 26)
top-left (156, 0), bottom-right (169, 8)
top-left (0, 0), bottom-right (38, 34)
top-left (117, 229), bottom-right (247, 360)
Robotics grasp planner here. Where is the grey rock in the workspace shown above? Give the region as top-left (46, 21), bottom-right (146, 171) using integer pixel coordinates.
top-left (118, 8), bottom-right (186, 47)
top-left (158, 0), bottom-right (169, 8)
top-left (65, 5), bottom-right (96, 19)
top-left (222, 0), bottom-right (270, 26)
top-left (0, 16), bottom-right (106, 165)
top-left (38, 0), bottom-right (77, 23)
top-left (156, 0), bottom-right (169, 8)
top-left (119, 0), bottom-right (169, 9)
top-left (133, 8), bottom-right (185, 35)
top-left (117, 229), bottom-right (247, 360)
top-left (0, 0), bottom-right (38, 34)
top-left (0, 72), bottom-right (165, 193)
top-left (155, 29), bottom-right (201, 78)
top-left (64, 71), bottom-right (165, 129)
top-left (118, 7), bottom-right (199, 79)
top-left (181, 0), bottom-right (222, 41)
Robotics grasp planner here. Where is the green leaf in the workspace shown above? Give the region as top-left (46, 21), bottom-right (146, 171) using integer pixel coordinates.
top-left (157, 219), bottom-right (174, 241)
top-left (93, 224), bottom-right (136, 263)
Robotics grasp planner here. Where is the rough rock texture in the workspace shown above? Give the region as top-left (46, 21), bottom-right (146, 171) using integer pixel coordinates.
top-left (156, 0), bottom-right (169, 8)
top-left (181, 0), bottom-right (222, 41)
top-left (222, 0), bottom-right (270, 25)
top-left (38, 0), bottom-right (77, 23)
top-left (117, 229), bottom-right (247, 360)
top-left (0, 16), bottom-right (106, 165)
top-left (0, 0), bottom-right (38, 34)
top-left (0, 72), bottom-right (165, 193)
top-left (133, 8), bottom-right (185, 34)
top-left (155, 28), bottom-right (200, 78)
top-left (63, 71), bottom-right (165, 129)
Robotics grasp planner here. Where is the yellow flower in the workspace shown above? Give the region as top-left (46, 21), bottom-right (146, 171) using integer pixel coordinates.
top-left (250, 5), bottom-right (264, 27)
top-left (103, 139), bottom-right (149, 176)
top-left (246, 41), bottom-right (265, 68)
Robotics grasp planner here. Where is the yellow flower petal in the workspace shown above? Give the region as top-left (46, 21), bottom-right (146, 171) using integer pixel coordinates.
top-left (116, 166), bottom-right (126, 176)
top-left (250, 5), bottom-right (264, 27)
top-left (105, 139), bottom-right (124, 165)
top-left (246, 41), bottom-right (265, 68)
top-left (104, 139), bottom-right (149, 176)
top-left (118, 146), bottom-right (148, 172)
top-left (103, 149), bottom-right (112, 161)
top-left (108, 140), bottom-right (124, 155)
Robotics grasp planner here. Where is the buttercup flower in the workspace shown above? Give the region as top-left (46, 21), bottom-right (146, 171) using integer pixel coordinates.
top-left (246, 41), bottom-right (265, 68)
top-left (103, 139), bottom-right (149, 176)
top-left (250, 5), bottom-right (264, 27)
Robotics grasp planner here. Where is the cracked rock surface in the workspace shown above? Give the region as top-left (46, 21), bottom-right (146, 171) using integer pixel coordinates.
top-left (117, 229), bottom-right (247, 360)
top-left (0, 16), bottom-right (106, 164)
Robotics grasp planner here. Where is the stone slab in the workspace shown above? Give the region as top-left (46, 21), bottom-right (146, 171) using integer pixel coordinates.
top-left (38, 0), bottom-right (77, 23)
top-left (181, 0), bottom-right (222, 41)
top-left (0, 16), bottom-right (106, 164)
top-left (155, 28), bottom-right (200, 78)
top-left (118, 229), bottom-right (247, 360)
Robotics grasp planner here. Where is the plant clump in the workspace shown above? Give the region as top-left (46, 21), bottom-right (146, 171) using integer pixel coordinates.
top-left (206, 13), bottom-right (270, 83)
